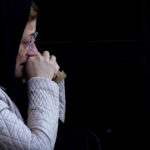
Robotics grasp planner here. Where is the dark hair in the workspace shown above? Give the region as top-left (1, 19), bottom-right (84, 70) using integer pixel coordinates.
top-left (28, 2), bottom-right (38, 21)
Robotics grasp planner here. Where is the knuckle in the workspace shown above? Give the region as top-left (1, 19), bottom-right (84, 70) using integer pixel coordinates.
top-left (43, 51), bottom-right (50, 58)
top-left (51, 55), bottom-right (56, 60)
top-left (44, 50), bottom-right (49, 54)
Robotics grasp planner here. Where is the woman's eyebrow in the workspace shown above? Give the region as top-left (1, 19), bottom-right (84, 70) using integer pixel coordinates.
top-left (23, 32), bottom-right (35, 39)
top-left (26, 31), bottom-right (36, 36)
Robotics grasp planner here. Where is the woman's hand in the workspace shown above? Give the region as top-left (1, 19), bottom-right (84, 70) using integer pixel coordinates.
top-left (51, 55), bottom-right (60, 80)
top-left (24, 51), bottom-right (60, 81)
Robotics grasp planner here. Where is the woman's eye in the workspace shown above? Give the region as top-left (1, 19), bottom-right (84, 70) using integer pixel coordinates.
top-left (22, 41), bottom-right (31, 45)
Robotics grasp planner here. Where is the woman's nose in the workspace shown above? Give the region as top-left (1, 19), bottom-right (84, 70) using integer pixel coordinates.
top-left (26, 43), bottom-right (38, 56)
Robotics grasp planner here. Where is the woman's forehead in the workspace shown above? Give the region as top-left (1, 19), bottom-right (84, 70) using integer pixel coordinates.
top-left (23, 20), bottom-right (36, 37)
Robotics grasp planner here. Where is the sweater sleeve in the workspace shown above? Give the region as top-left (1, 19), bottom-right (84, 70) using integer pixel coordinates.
top-left (57, 80), bottom-right (66, 123)
top-left (0, 77), bottom-right (59, 150)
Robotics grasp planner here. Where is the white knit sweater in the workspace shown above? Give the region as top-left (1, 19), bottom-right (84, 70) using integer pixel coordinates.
top-left (0, 77), bottom-right (66, 150)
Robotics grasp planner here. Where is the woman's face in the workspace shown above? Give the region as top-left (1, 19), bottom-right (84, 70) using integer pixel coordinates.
top-left (15, 19), bottom-right (39, 79)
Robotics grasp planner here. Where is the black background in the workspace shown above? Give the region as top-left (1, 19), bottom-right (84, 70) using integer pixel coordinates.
top-left (35, 0), bottom-right (149, 149)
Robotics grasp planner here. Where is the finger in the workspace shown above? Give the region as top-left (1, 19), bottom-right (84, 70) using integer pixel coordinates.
top-left (50, 56), bottom-right (59, 73)
top-left (37, 51), bottom-right (42, 56)
top-left (55, 63), bottom-right (60, 73)
top-left (42, 51), bottom-right (50, 61)
top-left (50, 55), bottom-right (56, 64)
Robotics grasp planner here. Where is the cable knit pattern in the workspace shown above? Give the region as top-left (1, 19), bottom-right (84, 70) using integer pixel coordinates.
top-left (0, 77), bottom-right (60, 150)
top-left (58, 80), bottom-right (66, 123)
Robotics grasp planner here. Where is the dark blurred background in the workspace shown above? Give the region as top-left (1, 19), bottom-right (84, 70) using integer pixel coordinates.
top-left (35, 0), bottom-right (149, 149)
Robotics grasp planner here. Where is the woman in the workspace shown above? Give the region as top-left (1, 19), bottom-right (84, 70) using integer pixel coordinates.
top-left (0, 1), bottom-right (65, 149)
top-left (0, 1), bottom-right (100, 149)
